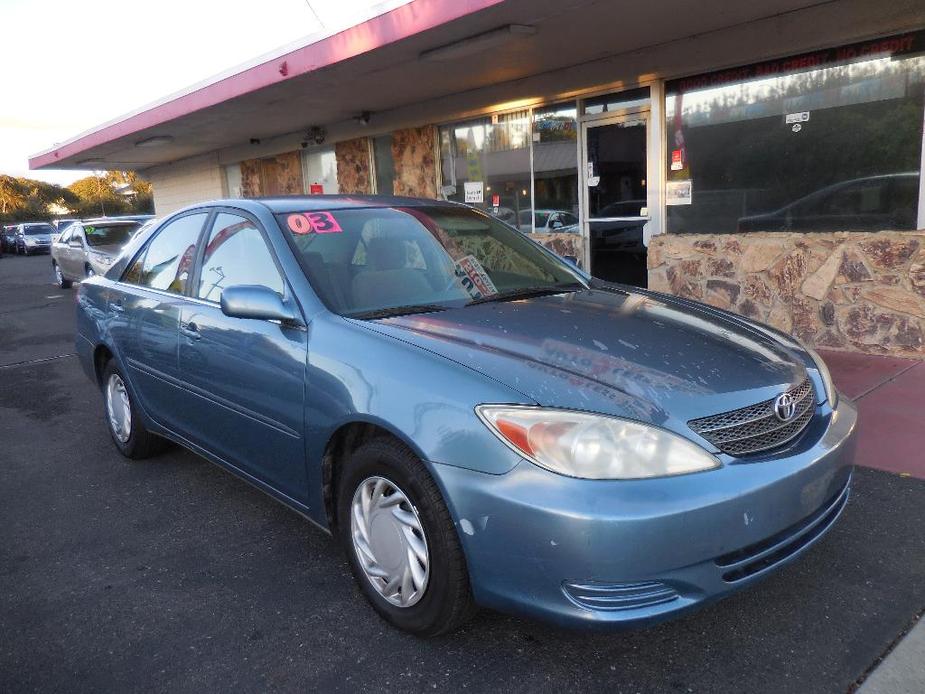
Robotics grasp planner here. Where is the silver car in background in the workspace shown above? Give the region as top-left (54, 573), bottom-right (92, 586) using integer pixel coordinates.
top-left (15, 222), bottom-right (55, 255)
top-left (51, 218), bottom-right (145, 288)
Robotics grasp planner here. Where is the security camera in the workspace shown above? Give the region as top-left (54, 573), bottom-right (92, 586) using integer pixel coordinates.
top-left (306, 126), bottom-right (326, 146)
top-left (300, 141), bottom-right (309, 149)
top-left (357, 111), bottom-right (372, 126)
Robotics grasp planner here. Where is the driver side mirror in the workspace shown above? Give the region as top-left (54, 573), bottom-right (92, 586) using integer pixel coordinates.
top-left (220, 285), bottom-right (303, 326)
top-left (69, 238), bottom-right (83, 248)
top-left (551, 220), bottom-right (564, 229)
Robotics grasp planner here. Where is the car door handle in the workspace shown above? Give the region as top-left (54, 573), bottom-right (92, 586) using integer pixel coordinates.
top-left (180, 321), bottom-right (201, 340)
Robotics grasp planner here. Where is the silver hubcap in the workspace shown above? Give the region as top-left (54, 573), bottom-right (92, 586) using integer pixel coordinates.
top-left (350, 476), bottom-right (429, 608)
top-left (105, 374), bottom-right (132, 443)
top-left (54, 264), bottom-right (63, 284)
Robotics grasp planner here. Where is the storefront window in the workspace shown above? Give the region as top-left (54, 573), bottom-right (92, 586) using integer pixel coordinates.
top-left (665, 31), bottom-right (925, 233)
top-left (583, 87), bottom-right (650, 116)
top-left (439, 111), bottom-right (532, 231)
top-left (224, 164), bottom-right (243, 197)
top-left (532, 104), bottom-right (579, 232)
top-left (372, 135), bottom-right (395, 195)
top-left (302, 146), bottom-right (339, 194)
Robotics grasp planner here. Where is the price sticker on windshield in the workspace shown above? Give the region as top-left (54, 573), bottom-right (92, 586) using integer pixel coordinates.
top-left (286, 211), bottom-right (343, 235)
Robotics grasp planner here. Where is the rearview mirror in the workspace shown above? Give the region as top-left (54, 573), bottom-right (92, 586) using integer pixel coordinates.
top-left (220, 285), bottom-right (303, 325)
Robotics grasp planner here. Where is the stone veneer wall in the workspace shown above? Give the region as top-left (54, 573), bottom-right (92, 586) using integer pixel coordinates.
top-left (391, 125), bottom-right (438, 198)
top-left (335, 137), bottom-right (372, 194)
top-left (239, 151), bottom-right (303, 197)
top-left (648, 231), bottom-right (925, 358)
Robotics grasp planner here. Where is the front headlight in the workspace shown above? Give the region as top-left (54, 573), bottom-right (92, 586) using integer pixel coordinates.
top-left (802, 344), bottom-right (838, 407)
top-left (476, 405), bottom-right (721, 480)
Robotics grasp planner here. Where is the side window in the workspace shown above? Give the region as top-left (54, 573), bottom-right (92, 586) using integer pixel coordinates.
top-left (59, 227), bottom-right (72, 244)
top-left (140, 213), bottom-right (207, 293)
top-left (197, 213), bottom-right (284, 302)
top-left (123, 250), bottom-right (145, 285)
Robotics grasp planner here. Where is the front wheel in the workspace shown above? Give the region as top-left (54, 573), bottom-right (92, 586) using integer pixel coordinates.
top-left (101, 360), bottom-right (167, 459)
top-left (337, 438), bottom-right (475, 636)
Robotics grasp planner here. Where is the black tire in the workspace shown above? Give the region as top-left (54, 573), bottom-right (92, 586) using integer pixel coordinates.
top-left (53, 262), bottom-right (72, 289)
top-left (337, 437), bottom-right (475, 636)
top-left (100, 360), bottom-right (167, 459)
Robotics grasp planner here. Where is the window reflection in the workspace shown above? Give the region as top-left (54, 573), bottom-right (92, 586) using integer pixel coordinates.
top-left (198, 214), bottom-right (284, 302)
top-left (532, 104), bottom-right (580, 234)
top-left (139, 213), bottom-right (206, 294)
top-left (666, 50), bottom-right (925, 233)
top-left (439, 111), bottom-right (532, 230)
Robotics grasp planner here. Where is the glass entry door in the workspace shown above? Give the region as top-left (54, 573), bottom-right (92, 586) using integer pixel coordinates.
top-left (583, 116), bottom-right (649, 286)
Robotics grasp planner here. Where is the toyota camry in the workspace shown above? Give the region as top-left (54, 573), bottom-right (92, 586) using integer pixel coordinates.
top-left (75, 196), bottom-right (856, 635)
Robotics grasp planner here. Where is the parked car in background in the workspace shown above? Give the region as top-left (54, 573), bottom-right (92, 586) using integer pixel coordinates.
top-left (15, 222), bottom-right (55, 255)
top-left (51, 218), bottom-right (144, 288)
top-left (737, 172), bottom-right (920, 232)
top-left (76, 196), bottom-right (855, 636)
top-left (1, 225), bottom-right (18, 253)
top-left (518, 209), bottom-right (579, 234)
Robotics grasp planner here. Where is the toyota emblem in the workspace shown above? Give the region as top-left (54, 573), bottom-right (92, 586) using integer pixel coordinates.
top-left (774, 393), bottom-right (797, 422)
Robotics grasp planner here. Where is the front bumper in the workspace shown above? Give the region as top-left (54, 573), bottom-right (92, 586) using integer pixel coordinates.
top-left (430, 397), bottom-right (857, 629)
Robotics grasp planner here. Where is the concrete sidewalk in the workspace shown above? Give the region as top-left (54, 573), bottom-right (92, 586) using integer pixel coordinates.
top-left (821, 350), bottom-right (925, 480)
top-left (858, 617), bottom-right (925, 693)
top-left (822, 350), bottom-right (925, 692)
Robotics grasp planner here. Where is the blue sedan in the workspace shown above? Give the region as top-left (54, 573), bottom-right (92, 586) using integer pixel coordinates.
top-left (75, 196), bottom-right (856, 635)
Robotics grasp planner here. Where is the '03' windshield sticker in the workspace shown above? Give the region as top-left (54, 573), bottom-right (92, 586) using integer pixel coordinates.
top-left (287, 211), bottom-right (343, 235)
top-left (454, 255), bottom-right (497, 299)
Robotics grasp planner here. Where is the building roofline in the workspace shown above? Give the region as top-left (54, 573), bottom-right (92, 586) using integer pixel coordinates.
top-left (29, 0), bottom-right (503, 170)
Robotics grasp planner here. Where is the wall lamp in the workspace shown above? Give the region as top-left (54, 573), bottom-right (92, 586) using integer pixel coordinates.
top-left (134, 135), bottom-right (174, 148)
top-left (420, 25), bottom-right (536, 62)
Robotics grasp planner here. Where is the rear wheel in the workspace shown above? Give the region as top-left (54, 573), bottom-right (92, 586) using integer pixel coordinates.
top-left (53, 262), bottom-right (72, 289)
top-left (101, 360), bottom-right (166, 459)
top-left (337, 437), bottom-right (475, 636)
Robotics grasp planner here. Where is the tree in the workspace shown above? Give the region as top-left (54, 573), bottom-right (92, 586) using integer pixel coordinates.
top-left (0, 175), bottom-right (79, 224)
top-left (68, 174), bottom-right (129, 217)
top-left (67, 171), bottom-right (155, 217)
top-left (0, 175), bottom-right (27, 215)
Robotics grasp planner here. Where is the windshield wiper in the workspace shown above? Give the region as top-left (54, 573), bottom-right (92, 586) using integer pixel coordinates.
top-left (348, 304), bottom-right (449, 320)
top-left (465, 283), bottom-right (585, 307)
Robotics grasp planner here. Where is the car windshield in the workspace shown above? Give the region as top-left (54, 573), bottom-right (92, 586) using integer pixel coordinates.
top-left (25, 224), bottom-right (54, 235)
top-left (84, 222), bottom-right (140, 247)
top-left (277, 205), bottom-right (585, 318)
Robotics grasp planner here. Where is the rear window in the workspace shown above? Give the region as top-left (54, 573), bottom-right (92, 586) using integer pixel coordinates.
top-left (84, 222), bottom-right (140, 247)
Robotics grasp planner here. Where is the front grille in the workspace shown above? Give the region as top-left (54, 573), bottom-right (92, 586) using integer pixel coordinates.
top-left (715, 476), bottom-right (850, 582)
top-left (688, 379), bottom-right (815, 456)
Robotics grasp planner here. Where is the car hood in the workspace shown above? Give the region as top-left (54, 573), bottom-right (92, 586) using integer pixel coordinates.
top-left (360, 287), bottom-right (809, 436)
top-left (26, 234), bottom-right (52, 242)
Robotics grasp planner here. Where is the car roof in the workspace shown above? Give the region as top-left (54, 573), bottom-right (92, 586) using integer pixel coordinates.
top-left (241, 195), bottom-right (460, 214)
top-left (82, 217), bottom-right (145, 225)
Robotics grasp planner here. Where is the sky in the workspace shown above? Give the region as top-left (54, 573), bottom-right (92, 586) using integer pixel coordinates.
top-left (0, 0), bottom-right (401, 186)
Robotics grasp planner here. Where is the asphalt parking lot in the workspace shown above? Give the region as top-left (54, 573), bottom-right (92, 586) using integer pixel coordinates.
top-left (1, 252), bottom-right (924, 693)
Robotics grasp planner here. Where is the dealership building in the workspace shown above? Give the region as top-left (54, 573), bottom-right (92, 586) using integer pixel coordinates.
top-left (31, 0), bottom-right (925, 356)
